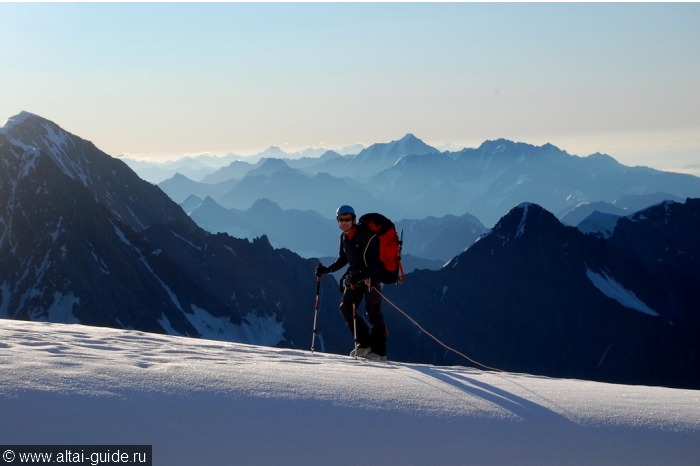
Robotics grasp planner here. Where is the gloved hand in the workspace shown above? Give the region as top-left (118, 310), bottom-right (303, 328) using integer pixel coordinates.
top-left (342, 275), bottom-right (355, 290)
top-left (343, 272), bottom-right (368, 290)
top-left (315, 263), bottom-right (330, 277)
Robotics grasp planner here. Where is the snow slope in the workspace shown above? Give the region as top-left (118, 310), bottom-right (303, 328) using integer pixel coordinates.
top-left (1, 320), bottom-right (698, 466)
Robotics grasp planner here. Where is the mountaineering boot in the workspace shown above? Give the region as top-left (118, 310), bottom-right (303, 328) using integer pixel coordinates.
top-left (350, 346), bottom-right (371, 358)
top-left (363, 351), bottom-right (387, 362)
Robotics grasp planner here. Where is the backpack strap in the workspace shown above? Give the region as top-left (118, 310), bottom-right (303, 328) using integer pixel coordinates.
top-left (363, 232), bottom-right (378, 271)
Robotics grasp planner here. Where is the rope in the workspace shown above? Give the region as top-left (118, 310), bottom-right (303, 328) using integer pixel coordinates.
top-left (362, 233), bottom-right (377, 270)
top-left (372, 286), bottom-right (503, 373)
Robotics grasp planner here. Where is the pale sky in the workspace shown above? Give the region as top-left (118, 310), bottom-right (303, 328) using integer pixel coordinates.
top-left (1, 2), bottom-right (699, 172)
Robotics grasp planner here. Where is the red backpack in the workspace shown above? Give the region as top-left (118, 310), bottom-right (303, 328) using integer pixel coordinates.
top-left (358, 213), bottom-right (405, 285)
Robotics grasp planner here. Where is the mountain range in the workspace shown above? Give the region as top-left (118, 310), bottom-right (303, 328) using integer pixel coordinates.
top-left (183, 195), bottom-right (487, 264)
top-left (1, 111), bottom-right (698, 389)
top-left (118, 143), bottom-right (367, 184)
top-left (157, 134), bottom-right (700, 228)
top-left (156, 133), bottom-right (700, 265)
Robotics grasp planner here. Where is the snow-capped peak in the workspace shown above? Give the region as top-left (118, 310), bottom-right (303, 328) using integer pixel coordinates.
top-left (2, 112), bottom-right (95, 186)
top-left (516, 201), bottom-right (535, 209)
top-left (0, 111), bottom-right (40, 134)
top-left (257, 145), bottom-right (289, 158)
top-left (2, 112), bottom-right (190, 233)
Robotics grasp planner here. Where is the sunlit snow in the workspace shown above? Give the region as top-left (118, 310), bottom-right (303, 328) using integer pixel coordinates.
top-left (1, 320), bottom-right (698, 465)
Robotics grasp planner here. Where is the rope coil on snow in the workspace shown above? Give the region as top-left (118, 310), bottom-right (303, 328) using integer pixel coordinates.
top-left (372, 286), bottom-right (503, 372)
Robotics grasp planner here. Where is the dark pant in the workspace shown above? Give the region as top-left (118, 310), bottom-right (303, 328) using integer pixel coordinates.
top-left (340, 283), bottom-right (387, 356)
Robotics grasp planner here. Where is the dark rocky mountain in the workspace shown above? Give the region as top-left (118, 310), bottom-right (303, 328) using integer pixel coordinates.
top-left (0, 112), bottom-right (348, 353)
top-left (1, 112), bottom-right (186, 232)
top-left (378, 200), bottom-right (700, 389)
top-left (576, 210), bottom-right (622, 237)
top-left (607, 199), bottom-right (700, 329)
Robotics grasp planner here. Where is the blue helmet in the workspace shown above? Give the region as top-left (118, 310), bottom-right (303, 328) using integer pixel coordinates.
top-left (336, 205), bottom-right (355, 217)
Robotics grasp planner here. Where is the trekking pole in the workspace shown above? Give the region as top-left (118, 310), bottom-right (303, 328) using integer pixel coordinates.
top-left (352, 301), bottom-right (359, 359)
top-left (310, 275), bottom-right (321, 353)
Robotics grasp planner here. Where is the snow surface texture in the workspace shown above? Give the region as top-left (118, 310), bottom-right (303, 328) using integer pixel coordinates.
top-left (1, 320), bottom-right (698, 466)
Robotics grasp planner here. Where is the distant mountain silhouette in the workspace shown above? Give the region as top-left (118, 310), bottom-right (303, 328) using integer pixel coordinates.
top-left (188, 195), bottom-right (487, 263)
top-left (215, 159), bottom-right (389, 215)
top-left (157, 135), bottom-right (700, 227)
top-left (560, 201), bottom-right (626, 226)
top-left (396, 213), bottom-right (488, 262)
top-left (159, 173), bottom-right (238, 204)
top-left (559, 192), bottom-right (684, 226)
top-left (373, 139), bottom-right (700, 224)
top-left (190, 197), bottom-right (339, 258)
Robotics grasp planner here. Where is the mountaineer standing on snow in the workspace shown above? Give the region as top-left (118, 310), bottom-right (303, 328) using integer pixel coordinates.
top-left (316, 205), bottom-right (387, 360)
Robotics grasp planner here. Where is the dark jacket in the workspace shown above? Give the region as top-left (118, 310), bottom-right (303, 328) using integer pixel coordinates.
top-left (327, 225), bottom-right (381, 282)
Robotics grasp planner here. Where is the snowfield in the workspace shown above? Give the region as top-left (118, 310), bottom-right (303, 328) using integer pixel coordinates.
top-left (1, 320), bottom-right (698, 465)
